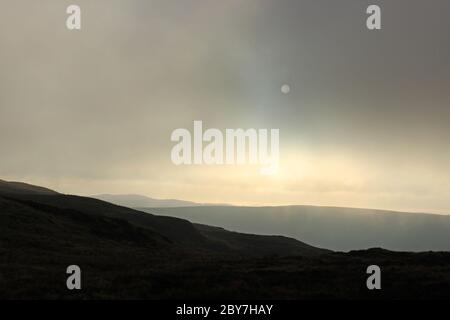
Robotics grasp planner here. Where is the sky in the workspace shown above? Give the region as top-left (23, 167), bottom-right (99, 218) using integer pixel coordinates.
top-left (1, 0), bottom-right (450, 214)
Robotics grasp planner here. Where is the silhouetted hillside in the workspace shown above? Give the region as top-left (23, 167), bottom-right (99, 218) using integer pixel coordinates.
top-left (0, 180), bottom-right (328, 257)
top-left (1, 180), bottom-right (450, 299)
top-left (0, 179), bottom-right (58, 195)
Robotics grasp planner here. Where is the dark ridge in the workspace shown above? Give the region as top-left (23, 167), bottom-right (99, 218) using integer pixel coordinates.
top-left (0, 179), bottom-right (59, 195)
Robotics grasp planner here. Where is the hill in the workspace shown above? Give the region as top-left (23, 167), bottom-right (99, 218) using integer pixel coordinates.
top-left (0, 180), bottom-right (327, 257)
top-left (93, 194), bottom-right (200, 208)
top-left (0, 179), bottom-right (58, 195)
top-left (1, 180), bottom-right (450, 299)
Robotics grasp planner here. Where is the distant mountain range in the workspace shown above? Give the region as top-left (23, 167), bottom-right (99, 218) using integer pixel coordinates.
top-left (96, 191), bottom-right (450, 252)
top-left (93, 194), bottom-right (230, 208)
top-left (141, 206), bottom-right (450, 252)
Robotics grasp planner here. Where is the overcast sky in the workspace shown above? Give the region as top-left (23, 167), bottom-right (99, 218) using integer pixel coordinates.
top-left (1, 0), bottom-right (450, 213)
